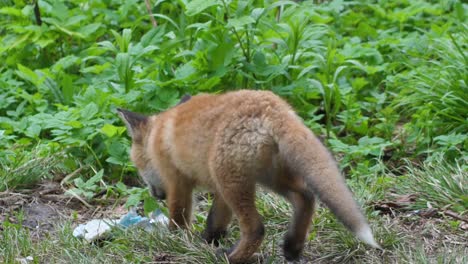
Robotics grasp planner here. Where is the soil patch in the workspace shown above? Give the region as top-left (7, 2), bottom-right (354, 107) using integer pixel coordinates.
top-left (0, 180), bottom-right (126, 239)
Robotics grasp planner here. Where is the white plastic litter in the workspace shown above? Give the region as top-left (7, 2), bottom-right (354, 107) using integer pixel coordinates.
top-left (118, 208), bottom-right (169, 229)
top-left (15, 256), bottom-right (33, 264)
top-left (72, 209), bottom-right (169, 242)
top-left (72, 219), bottom-right (117, 242)
top-left (149, 209), bottom-right (170, 225)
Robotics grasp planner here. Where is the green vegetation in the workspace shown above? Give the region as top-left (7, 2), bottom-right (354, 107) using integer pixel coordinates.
top-left (0, 0), bottom-right (466, 263)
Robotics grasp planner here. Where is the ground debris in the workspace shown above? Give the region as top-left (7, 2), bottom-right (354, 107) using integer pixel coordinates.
top-left (373, 193), bottom-right (468, 234)
top-left (0, 180), bottom-right (126, 240)
top-left (372, 193), bottom-right (418, 217)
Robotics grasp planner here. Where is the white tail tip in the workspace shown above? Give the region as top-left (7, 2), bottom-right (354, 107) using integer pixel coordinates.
top-left (356, 225), bottom-right (382, 250)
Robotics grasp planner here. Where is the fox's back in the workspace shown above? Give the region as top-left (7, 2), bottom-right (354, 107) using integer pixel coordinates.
top-left (151, 90), bottom-right (292, 187)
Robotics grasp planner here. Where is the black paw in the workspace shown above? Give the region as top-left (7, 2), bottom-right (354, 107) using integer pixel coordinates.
top-left (283, 235), bottom-right (303, 261)
top-left (202, 230), bottom-right (227, 246)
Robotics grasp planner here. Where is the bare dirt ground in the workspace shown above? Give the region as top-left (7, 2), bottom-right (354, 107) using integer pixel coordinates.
top-left (0, 181), bottom-right (127, 240)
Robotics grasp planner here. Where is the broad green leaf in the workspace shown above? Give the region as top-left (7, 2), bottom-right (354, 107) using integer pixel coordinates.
top-left (35, 38), bottom-right (55, 48)
top-left (85, 170), bottom-right (104, 188)
top-left (199, 77), bottom-right (221, 90)
top-left (158, 88), bottom-right (179, 103)
top-left (185, 0), bottom-right (219, 16)
top-left (133, 45), bottom-right (160, 60)
top-left (175, 62), bottom-right (196, 80)
top-left (50, 1), bottom-right (69, 21)
top-left (126, 191), bottom-right (143, 208)
top-left (80, 103), bottom-right (99, 120)
top-left (251, 8), bottom-right (265, 21)
top-left (16, 64), bottom-right (38, 85)
top-left (53, 55), bottom-right (79, 71)
top-left (81, 62), bottom-right (112, 74)
top-left (351, 77), bottom-right (369, 91)
top-left (66, 120), bottom-right (83, 128)
top-left (210, 39), bottom-right (235, 70)
top-left (77, 23), bottom-right (102, 37)
top-left (98, 41), bottom-right (118, 52)
top-left (115, 182), bottom-right (127, 193)
top-left (6, 32), bottom-right (33, 51)
top-left (65, 15), bottom-right (87, 27)
top-left (141, 27), bottom-right (164, 46)
top-left (101, 124), bottom-right (121, 137)
top-left (0, 7), bottom-right (23, 17)
top-left (227, 16), bottom-right (255, 29)
top-left (60, 74), bottom-right (74, 104)
top-left (25, 124), bottom-right (41, 138)
top-left (41, 17), bottom-right (85, 39)
top-left (143, 196), bottom-right (158, 215)
top-left (73, 178), bottom-right (86, 189)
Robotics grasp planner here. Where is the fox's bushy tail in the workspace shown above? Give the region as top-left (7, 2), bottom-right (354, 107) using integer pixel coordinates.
top-left (270, 111), bottom-right (380, 249)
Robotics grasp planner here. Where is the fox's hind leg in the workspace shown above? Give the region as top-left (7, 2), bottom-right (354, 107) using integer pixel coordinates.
top-left (208, 120), bottom-right (275, 262)
top-left (210, 158), bottom-right (264, 263)
top-left (202, 193), bottom-right (233, 245)
top-left (282, 190), bottom-right (316, 261)
top-left (217, 182), bottom-right (264, 263)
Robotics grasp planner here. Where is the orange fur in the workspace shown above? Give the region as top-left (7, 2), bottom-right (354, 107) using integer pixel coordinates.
top-left (118, 90), bottom-right (379, 263)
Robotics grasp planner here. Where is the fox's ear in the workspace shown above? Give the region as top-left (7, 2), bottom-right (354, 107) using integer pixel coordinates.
top-left (177, 94), bottom-right (191, 105)
top-left (117, 108), bottom-right (148, 141)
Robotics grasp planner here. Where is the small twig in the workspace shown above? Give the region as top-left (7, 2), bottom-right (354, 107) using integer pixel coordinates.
top-left (41, 194), bottom-right (67, 202)
top-left (442, 210), bottom-right (468, 223)
top-left (60, 167), bottom-right (83, 187)
top-left (0, 191), bottom-right (29, 198)
top-left (39, 188), bottom-right (59, 196)
top-left (33, 0), bottom-right (42, 25)
top-left (144, 0), bottom-right (158, 27)
top-left (62, 188), bottom-right (92, 208)
top-left (91, 205), bottom-right (102, 217)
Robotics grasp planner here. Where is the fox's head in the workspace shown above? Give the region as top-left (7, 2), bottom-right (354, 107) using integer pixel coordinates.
top-left (117, 109), bottom-right (167, 200)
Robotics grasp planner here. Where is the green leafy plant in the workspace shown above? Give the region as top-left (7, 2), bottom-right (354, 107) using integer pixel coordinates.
top-left (65, 169), bottom-right (106, 200)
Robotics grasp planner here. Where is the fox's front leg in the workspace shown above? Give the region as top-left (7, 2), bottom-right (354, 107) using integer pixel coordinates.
top-left (166, 179), bottom-right (193, 229)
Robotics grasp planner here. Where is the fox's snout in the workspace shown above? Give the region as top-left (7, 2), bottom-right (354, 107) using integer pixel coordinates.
top-left (152, 187), bottom-right (166, 200)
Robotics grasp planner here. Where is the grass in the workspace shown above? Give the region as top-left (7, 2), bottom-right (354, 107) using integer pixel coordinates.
top-left (397, 243), bottom-right (468, 264)
top-left (0, 219), bottom-right (219, 264)
top-left (1, 206), bottom-right (464, 264)
top-left (0, 145), bottom-right (66, 191)
top-left (393, 25), bottom-right (468, 154)
top-left (397, 159), bottom-right (467, 214)
top-left (1, 162), bottom-right (467, 264)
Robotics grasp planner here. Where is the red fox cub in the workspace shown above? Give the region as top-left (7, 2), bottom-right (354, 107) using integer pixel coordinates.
top-left (118, 90), bottom-right (380, 263)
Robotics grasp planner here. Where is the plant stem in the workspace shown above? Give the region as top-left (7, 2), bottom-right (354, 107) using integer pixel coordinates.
top-left (33, 0), bottom-right (42, 25)
top-left (144, 0), bottom-right (158, 27)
